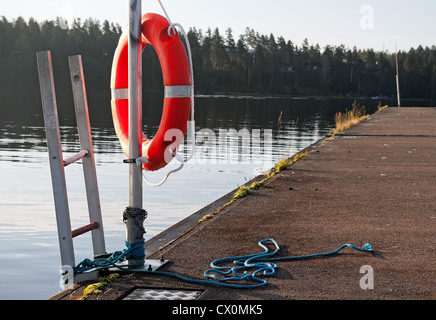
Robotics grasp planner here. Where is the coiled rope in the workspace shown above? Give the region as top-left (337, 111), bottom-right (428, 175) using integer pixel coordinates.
top-left (74, 239), bottom-right (373, 289)
top-left (142, 0), bottom-right (196, 187)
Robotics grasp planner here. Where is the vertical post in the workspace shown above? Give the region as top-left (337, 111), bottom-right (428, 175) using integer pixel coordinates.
top-left (396, 54), bottom-right (401, 108)
top-left (68, 55), bottom-right (106, 257)
top-left (395, 44), bottom-right (401, 108)
top-left (36, 51), bottom-right (75, 268)
top-left (126, 0), bottom-right (146, 267)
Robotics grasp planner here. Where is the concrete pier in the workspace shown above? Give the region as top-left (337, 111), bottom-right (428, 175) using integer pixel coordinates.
top-left (54, 107), bottom-right (436, 300)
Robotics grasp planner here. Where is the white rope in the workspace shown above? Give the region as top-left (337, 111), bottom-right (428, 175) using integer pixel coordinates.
top-left (142, 155), bottom-right (184, 187)
top-left (142, 0), bottom-right (195, 187)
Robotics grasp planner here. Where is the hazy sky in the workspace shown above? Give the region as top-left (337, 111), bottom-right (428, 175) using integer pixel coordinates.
top-left (2, 0), bottom-right (435, 52)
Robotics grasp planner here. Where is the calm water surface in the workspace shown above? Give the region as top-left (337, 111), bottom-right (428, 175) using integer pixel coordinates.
top-left (0, 94), bottom-right (387, 299)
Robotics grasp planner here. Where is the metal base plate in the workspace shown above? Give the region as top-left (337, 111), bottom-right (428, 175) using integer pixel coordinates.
top-left (109, 259), bottom-right (169, 272)
top-left (75, 270), bottom-right (99, 283)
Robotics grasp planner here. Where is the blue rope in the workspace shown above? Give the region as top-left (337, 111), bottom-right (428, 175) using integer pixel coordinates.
top-left (74, 239), bottom-right (373, 289)
top-left (73, 239), bottom-right (145, 275)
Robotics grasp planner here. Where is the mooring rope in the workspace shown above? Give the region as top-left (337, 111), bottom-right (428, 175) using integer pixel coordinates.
top-left (141, 0), bottom-right (196, 187)
top-left (74, 239), bottom-right (373, 289)
top-left (74, 239), bottom-right (146, 275)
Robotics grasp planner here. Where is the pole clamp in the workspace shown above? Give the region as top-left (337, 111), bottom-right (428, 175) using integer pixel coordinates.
top-left (123, 157), bottom-right (149, 166)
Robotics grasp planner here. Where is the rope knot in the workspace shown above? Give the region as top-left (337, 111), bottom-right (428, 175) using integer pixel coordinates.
top-left (125, 239), bottom-right (146, 261)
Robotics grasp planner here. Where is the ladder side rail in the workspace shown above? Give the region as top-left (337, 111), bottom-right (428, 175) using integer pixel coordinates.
top-left (68, 55), bottom-right (107, 257)
top-left (36, 51), bottom-right (76, 268)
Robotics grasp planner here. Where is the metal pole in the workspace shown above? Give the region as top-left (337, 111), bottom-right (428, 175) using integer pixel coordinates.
top-left (396, 54), bottom-right (401, 108)
top-left (126, 0), bottom-right (146, 267)
top-left (395, 44), bottom-right (401, 108)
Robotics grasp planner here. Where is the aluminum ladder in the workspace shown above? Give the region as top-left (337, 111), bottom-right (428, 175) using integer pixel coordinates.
top-left (37, 52), bottom-right (106, 286)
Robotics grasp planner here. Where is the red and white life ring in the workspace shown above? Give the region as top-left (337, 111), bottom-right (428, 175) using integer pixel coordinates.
top-left (111, 13), bottom-right (192, 172)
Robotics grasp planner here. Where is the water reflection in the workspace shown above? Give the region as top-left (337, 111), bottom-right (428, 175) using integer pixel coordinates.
top-left (0, 94), bottom-right (388, 299)
top-left (0, 94), bottom-right (381, 163)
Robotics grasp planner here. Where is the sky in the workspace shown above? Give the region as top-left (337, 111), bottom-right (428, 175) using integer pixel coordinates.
top-left (2, 0), bottom-right (436, 53)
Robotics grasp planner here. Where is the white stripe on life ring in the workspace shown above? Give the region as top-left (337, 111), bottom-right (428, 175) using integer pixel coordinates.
top-left (164, 85), bottom-right (191, 98)
top-left (111, 88), bottom-right (129, 100)
top-left (112, 86), bottom-right (191, 100)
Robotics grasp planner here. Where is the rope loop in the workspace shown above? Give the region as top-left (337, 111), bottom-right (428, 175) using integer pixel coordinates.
top-left (167, 24), bottom-right (178, 38)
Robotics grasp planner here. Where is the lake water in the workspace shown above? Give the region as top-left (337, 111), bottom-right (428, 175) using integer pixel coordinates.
top-left (0, 93), bottom-right (397, 299)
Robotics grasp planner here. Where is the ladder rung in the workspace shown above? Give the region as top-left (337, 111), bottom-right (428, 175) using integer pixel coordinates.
top-left (63, 150), bottom-right (89, 167)
top-left (72, 222), bottom-right (99, 238)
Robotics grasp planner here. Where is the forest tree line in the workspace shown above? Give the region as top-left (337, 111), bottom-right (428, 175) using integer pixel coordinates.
top-left (1, 16), bottom-right (436, 100)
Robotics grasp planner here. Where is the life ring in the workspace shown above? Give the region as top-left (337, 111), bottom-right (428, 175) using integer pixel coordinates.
top-left (111, 13), bottom-right (192, 172)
